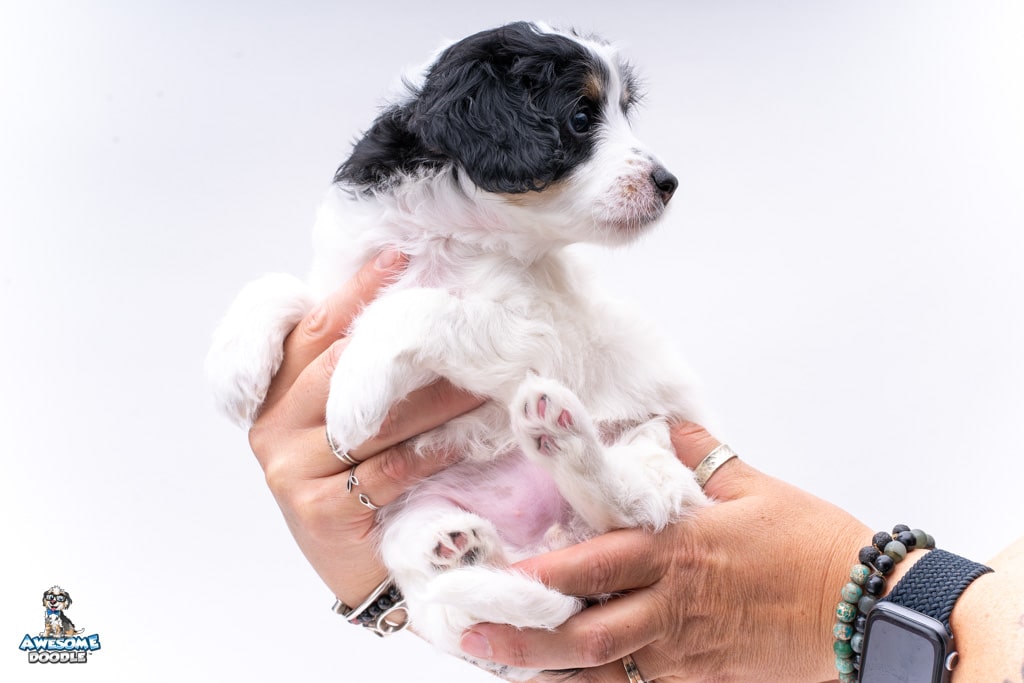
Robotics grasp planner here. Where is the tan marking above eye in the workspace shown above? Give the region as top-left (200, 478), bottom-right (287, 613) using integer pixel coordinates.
top-left (583, 70), bottom-right (604, 102)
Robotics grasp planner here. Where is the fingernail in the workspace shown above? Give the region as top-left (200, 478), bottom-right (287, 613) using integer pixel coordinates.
top-left (375, 248), bottom-right (403, 271)
top-left (460, 630), bottom-right (492, 658)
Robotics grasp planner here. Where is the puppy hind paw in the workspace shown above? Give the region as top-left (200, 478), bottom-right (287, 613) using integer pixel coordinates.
top-left (430, 524), bottom-right (504, 571)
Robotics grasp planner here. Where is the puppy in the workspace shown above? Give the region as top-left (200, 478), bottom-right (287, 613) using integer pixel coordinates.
top-left (207, 21), bottom-right (708, 678)
top-left (42, 586), bottom-right (80, 638)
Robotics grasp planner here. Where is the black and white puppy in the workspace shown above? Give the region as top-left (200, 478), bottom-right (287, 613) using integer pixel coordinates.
top-left (207, 21), bottom-right (708, 678)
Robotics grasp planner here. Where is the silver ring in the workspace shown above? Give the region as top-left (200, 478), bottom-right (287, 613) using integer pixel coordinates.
top-left (346, 471), bottom-right (382, 511)
top-left (358, 493), bottom-right (380, 511)
top-left (693, 443), bottom-right (738, 489)
top-left (326, 427), bottom-right (361, 467)
top-left (621, 654), bottom-right (647, 683)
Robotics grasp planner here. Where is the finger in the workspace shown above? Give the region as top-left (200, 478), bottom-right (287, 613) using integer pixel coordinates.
top-left (348, 379), bottom-right (485, 460)
top-left (268, 340), bottom-right (482, 452)
top-left (253, 338), bottom-right (481, 475)
top-left (667, 421), bottom-right (721, 469)
top-left (464, 589), bottom-right (661, 672)
top-left (263, 250), bottom-right (408, 409)
top-left (249, 338), bottom-right (349, 475)
top-left (345, 440), bottom-right (463, 509)
top-left (544, 652), bottom-right (664, 683)
top-left (511, 529), bottom-right (664, 598)
top-left (669, 420), bottom-right (750, 501)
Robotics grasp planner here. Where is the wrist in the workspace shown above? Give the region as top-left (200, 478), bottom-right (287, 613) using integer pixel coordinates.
top-left (328, 566), bottom-right (389, 610)
top-left (815, 517), bottom-right (874, 678)
top-left (831, 525), bottom-right (942, 681)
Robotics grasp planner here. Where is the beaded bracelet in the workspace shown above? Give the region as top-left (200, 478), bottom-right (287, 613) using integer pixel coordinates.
top-left (332, 580), bottom-right (409, 637)
top-left (832, 524), bottom-right (936, 682)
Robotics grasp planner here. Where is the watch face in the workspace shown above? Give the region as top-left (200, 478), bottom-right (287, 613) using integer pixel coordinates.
top-left (860, 603), bottom-right (949, 683)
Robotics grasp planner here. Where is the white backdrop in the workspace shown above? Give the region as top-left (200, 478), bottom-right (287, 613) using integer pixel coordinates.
top-left (2, 1), bottom-right (1022, 681)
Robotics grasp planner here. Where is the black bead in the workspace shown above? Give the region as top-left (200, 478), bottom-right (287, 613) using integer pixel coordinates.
top-left (896, 530), bottom-right (917, 548)
top-left (864, 574), bottom-right (886, 596)
top-left (872, 531), bottom-right (893, 551)
top-left (874, 554), bottom-right (895, 575)
top-left (859, 546), bottom-right (880, 565)
top-left (854, 614), bottom-right (868, 633)
top-left (892, 524), bottom-right (911, 535)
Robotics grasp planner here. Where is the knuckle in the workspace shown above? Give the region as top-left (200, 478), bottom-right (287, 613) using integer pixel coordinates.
top-left (376, 446), bottom-right (412, 485)
top-left (575, 622), bottom-right (618, 666)
top-left (271, 477), bottom-right (337, 533)
top-left (320, 340), bottom-right (346, 379)
top-left (247, 423), bottom-right (271, 459)
top-left (582, 549), bottom-right (621, 594)
top-left (261, 458), bottom-right (294, 499)
top-left (502, 635), bottom-right (534, 669)
top-left (373, 408), bottom-right (402, 444)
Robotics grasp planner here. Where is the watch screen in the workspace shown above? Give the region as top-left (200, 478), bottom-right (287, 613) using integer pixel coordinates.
top-left (860, 617), bottom-right (941, 683)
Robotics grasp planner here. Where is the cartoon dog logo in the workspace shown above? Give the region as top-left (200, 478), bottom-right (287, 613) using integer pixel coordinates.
top-left (41, 586), bottom-right (82, 638)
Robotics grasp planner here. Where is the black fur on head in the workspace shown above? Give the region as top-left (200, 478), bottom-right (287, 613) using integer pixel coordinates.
top-left (336, 22), bottom-right (613, 194)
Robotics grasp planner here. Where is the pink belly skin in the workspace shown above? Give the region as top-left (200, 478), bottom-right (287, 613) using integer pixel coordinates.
top-left (423, 452), bottom-right (569, 552)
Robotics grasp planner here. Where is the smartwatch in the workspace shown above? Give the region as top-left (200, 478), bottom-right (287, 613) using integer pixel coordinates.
top-left (859, 549), bottom-right (992, 683)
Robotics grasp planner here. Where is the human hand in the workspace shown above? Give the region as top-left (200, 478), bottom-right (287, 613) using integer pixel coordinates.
top-left (459, 423), bottom-right (872, 683)
top-left (246, 251), bottom-right (484, 608)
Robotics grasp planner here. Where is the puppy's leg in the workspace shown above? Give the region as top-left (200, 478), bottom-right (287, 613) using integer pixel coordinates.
top-left (206, 273), bottom-right (315, 427)
top-left (379, 500), bottom-right (580, 680)
top-left (415, 567), bottom-right (582, 681)
top-left (511, 376), bottom-right (706, 533)
top-left (325, 288), bottom-right (548, 453)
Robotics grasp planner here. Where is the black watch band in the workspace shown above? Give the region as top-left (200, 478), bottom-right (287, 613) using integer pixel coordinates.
top-left (881, 548), bottom-right (992, 635)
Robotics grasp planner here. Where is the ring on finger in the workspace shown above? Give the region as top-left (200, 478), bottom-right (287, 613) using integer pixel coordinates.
top-left (693, 443), bottom-right (738, 489)
top-left (358, 493), bottom-right (380, 511)
top-left (345, 464), bottom-right (381, 511)
top-left (326, 426), bottom-right (362, 467)
top-left (621, 654), bottom-right (647, 683)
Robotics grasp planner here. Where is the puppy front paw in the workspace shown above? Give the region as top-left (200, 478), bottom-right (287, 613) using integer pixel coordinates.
top-left (206, 273), bottom-right (314, 428)
top-left (324, 328), bottom-right (437, 453)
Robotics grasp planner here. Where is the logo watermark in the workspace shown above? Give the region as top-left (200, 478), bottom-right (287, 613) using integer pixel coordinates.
top-left (18, 586), bottom-right (102, 664)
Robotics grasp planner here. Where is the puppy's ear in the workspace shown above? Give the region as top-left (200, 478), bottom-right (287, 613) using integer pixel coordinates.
top-left (335, 104), bottom-right (443, 189)
top-left (63, 592), bottom-right (71, 609)
top-left (407, 23), bottom-right (574, 194)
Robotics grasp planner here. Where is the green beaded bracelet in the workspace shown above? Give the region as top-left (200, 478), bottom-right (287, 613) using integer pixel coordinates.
top-left (832, 524), bottom-right (936, 682)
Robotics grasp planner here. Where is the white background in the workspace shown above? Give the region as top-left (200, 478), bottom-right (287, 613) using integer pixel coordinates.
top-left (2, 1), bottom-right (1022, 681)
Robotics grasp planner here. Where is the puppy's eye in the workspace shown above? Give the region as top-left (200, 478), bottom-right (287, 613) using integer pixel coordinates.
top-left (569, 110), bottom-right (591, 134)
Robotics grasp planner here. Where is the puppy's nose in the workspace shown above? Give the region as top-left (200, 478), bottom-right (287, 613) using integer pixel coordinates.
top-left (651, 166), bottom-right (679, 205)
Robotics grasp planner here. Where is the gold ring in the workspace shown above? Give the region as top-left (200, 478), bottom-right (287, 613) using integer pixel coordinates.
top-left (622, 653), bottom-right (647, 683)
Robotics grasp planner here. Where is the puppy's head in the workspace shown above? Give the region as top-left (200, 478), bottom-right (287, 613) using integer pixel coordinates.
top-left (43, 586), bottom-right (71, 612)
top-left (338, 22), bottom-right (677, 246)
